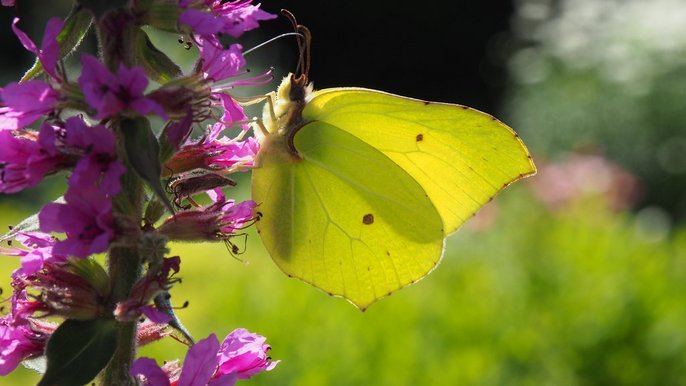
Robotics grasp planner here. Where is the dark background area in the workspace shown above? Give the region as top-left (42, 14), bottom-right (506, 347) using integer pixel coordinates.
top-left (251, 0), bottom-right (515, 112)
top-left (0, 0), bottom-right (516, 111)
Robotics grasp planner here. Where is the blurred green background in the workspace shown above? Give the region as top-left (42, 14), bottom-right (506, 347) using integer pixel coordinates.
top-left (3, 0), bottom-right (686, 385)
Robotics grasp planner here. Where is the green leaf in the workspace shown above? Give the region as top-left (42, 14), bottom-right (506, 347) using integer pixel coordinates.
top-left (121, 117), bottom-right (175, 214)
top-left (0, 196), bottom-right (65, 242)
top-left (21, 6), bottom-right (93, 81)
top-left (134, 28), bottom-right (182, 84)
top-left (38, 319), bottom-right (117, 386)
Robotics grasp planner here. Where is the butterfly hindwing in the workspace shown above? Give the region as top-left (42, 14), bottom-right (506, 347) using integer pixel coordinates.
top-left (253, 120), bottom-right (444, 309)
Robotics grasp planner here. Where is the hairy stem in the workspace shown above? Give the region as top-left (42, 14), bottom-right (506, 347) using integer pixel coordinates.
top-left (97, 8), bottom-right (143, 386)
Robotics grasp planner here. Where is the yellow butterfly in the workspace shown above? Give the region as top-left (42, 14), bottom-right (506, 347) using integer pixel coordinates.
top-left (251, 20), bottom-right (535, 310)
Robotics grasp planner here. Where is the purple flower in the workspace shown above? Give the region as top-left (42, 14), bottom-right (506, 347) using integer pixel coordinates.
top-left (195, 37), bottom-right (269, 127)
top-left (0, 80), bottom-right (59, 130)
top-left (202, 121), bottom-right (258, 170)
top-left (131, 329), bottom-right (277, 386)
top-left (0, 126), bottom-right (68, 193)
top-left (179, 0), bottom-right (276, 38)
top-left (0, 231), bottom-right (64, 277)
top-left (198, 39), bottom-right (245, 82)
top-left (178, 9), bottom-right (224, 36)
top-left (78, 54), bottom-right (166, 119)
top-left (12, 17), bottom-right (63, 79)
top-left (0, 118), bottom-right (125, 194)
top-left (0, 288), bottom-right (57, 376)
top-left (61, 117), bottom-right (126, 195)
top-left (216, 328), bottom-right (278, 380)
top-left (1, 0), bottom-right (15, 6)
top-left (0, 315), bottom-right (49, 376)
top-left (38, 182), bottom-right (116, 258)
top-left (158, 189), bottom-right (258, 242)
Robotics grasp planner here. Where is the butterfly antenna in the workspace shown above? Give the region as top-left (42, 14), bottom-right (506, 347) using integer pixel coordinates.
top-left (281, 9), bottom-right (312, 88)
top-left (242, 32), bottom-right (305, 56)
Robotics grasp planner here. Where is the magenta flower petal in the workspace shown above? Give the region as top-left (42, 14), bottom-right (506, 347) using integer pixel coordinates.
top-left (11, 18), bottom-right (38, 58)
top-left (199, 40), bottom-right (245, 81)
top-left (0, 316), bottom-right (48, 375)
top-left (207, 373), bottom-right (238, 386)
top-left (11, 17), bottom-right (63, 79)
top-left (78, 54), bottom-right (121, 118)
top-left (131, 357), bottom-right (171, 386)
top-left (62, 117), bottom-right (126, 195)
top-left (140, 305), bottom-right (172, 324)
top-left (216, 328), bottom-right (278, 379)
top-left (0, 126), bottom-right (69, 193)
top-left (179, 9), bottom-right (224, 35)
top-left (0, 81), bottom-right (59, 130)
top-left (179, 1), bottom-right (275, 37)
top-left (39, 184), bottom-right (115, 258)
top-left (79, 54), bottom-right (165, 119)
top-left (178, 334), bottom-right (220, 386)
top-left (216, 94), bottom-right (248, 128)
top-left (218, 3), bottom-right (277, 38)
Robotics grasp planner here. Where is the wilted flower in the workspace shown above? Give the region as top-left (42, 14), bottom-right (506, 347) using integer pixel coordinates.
top-left (158, 189), bottom-right (257, 242)
top-left (115, 256), bottom-right (181, 323)
top-left (164, 122), bottom-right (259, 176)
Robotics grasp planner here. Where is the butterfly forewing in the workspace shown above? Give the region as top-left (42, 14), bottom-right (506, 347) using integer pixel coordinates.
top-left (304, 89), bottom-right (536, 234)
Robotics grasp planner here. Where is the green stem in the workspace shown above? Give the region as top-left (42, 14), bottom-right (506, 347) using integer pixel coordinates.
top-left (102, 247), bottom-right (142, 386)
top-left (96, 8), bottom-right (143, 386)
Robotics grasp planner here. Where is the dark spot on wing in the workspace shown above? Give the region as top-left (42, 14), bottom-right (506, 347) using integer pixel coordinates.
top-left (363, 213), bottom-right (374, 225)
top-left (385, 250), bottom-right (390, 256)
top-left (461, 105), bottom-right (469, 110)
top-left (416, 133), bottom-right (424, 142)
top-left (423, 101), bottom-right (430, 105)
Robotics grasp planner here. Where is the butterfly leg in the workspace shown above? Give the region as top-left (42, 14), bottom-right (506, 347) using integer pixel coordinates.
top-left (236, 91), bottom-right (278, 137)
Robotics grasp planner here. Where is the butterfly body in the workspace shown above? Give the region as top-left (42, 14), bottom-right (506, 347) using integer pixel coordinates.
top-left (252, 74), bottom-right (535, 309)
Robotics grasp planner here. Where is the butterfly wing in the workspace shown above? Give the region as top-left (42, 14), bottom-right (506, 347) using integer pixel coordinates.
top-left (252, 120), bottom-right (444, 309)
top-left (303, 89), bottom-right (536, 234)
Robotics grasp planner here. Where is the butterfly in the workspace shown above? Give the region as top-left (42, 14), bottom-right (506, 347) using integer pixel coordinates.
top-left (250, 19), bottom-right (535, 310)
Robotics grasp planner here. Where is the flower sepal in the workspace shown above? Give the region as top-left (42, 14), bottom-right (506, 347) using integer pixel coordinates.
top-left (134, 0), bottom-right (181, 33)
